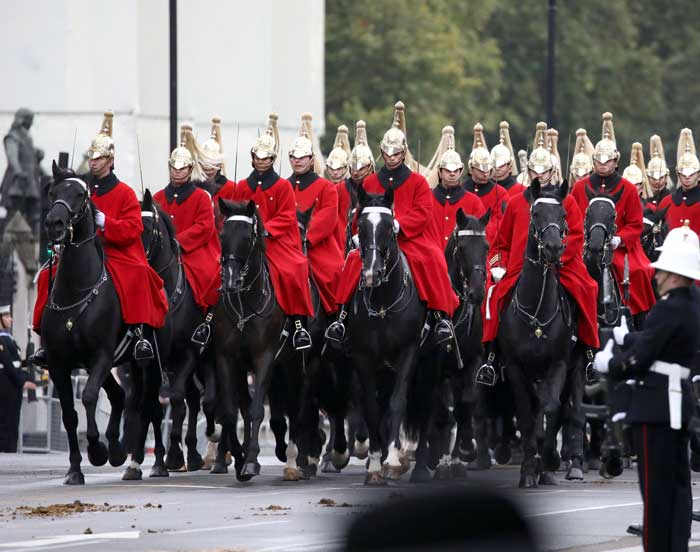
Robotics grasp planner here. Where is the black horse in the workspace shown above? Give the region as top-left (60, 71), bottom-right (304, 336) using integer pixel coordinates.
top-left (497, 179), bottom-right (577, 488)
top-left (347, 185), bottom-right (425, 485)
top-left (641, 205), bottom-right (669, 264)
top-left (43, 163), bottom-right (133, 484)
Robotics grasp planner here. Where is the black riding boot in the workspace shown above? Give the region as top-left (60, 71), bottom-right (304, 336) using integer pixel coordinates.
top-left (432, 310), bottom-right (455, 346)
top-left (191, 312), bottom-right (213, 347)
top-left (291, 316), bottom-right (312, 351)
top-left (475, 341), bottom-right (497, 386)
top-left (30, 346), bottom-right (48, 367)
top-left (133, 325), bottom-right (154, 360)
top-left (324, 305), bottom-right (348, 345)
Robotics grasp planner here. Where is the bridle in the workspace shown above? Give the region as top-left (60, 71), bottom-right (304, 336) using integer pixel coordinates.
top-left (141, 208), bottom-right (185, 309)
top-left (641, 215), bottom-right (665, 253)
top-left (221, 214), bottom-right (263, 292)
top-left (584, 197), bottom-right (617, 267)
top-left (358, 206), bottom-right (401, 288)
top-left (526, 197), bottom-right (568, 267)
top-left (451, 228), bottom-right (486, 304)
top-left (48, 178), bottom-right (96, 247)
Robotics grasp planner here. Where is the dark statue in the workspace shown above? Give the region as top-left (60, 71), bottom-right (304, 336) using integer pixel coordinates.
top-left (1, 108), bottom-right (42, 235)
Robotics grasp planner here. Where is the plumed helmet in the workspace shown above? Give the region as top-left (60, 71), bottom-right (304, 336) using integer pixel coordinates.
top-left (251, 113), bottom-right (279, 160)
top-left (547, 128), bottom-right (563, 184)
top-left (647, 134), bottom-right (669, 179)
top-left (593, 112), bottom-right (619, 164)
top-left (169, 124), bottom-right (195, 170)
top-left (516, 149), bottom-right (530, 186)
top-left (87, 110), bottom-right (115, 160)
top-left (350, 120), bottom-right (375, 171)
top-left (622, 142), bottom-right (652, 199)
top-left (291, 112), bottom-right (325, 173)
top-left (528, 122), bottom-right (553, 175)
top-left (676, 128), bottom-right (700, 177)
top-left (200, 116), bottom-right (225, 170)
top-left (425, 125), bottom-right (462, 188)
top-left (491, 121), bottom-right (517, 174)
top-left (569, 128), bottom-right (594, 181)
top-left (381, 126), bottom-right (408, 156)
top-left (326, 124), bottom-right (351, 170)
top-left (468, 123), bottom-right (493, 172)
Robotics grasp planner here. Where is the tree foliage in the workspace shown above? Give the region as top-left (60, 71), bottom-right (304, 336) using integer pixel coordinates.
top-left (325, 0), bottom-right (700, 169)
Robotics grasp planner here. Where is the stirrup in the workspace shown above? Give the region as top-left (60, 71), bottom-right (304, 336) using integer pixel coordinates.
top-left (133, 326), bottom-right (154, 361)
top-left (434, 317), bottom-right (455, 347)
top-left (293, 320), bottom-right (312, 351)
top-left (191, 313), bottom-right (213, 347)
top-left (475, 352), bottom-right (497, 387)
top-left (30, 347), bottom-right (48, 368)
top-left (585, 349), bottom-right (597, 384)
top-left (324, 308), bottom-right (347, 343)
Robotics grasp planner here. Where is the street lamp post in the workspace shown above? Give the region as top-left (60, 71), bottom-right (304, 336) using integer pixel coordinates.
top-left (169, 0), bottom-right (178, 152)
top-left (546, 0), bottom-right (557, 129)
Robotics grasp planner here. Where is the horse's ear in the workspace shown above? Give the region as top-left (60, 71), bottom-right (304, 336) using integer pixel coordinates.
top-left (246, 199), bottom-right (257, 217)
top-left (52, 160), bottom-right (70, 182)
top-left (658, 205), bottom-right (670, 221)
top-left (142, 188), bottom-right (152, 209)
top-left (479, 208), bottom-right (492, 229)
top-left (357, 181), bottom-right (368, 206)
top-left (456, 208), bottom-right (468, 229)
top-left (558, 180), bottom-right (569, 202)
top-left (302, 205), bottom-right (314, 226)
top-left (383, 186), bottom-right (394, 208)
top-left (530, 178), bottom-right (541, 200)
top-left (218, 197), bottom-right (234, 217)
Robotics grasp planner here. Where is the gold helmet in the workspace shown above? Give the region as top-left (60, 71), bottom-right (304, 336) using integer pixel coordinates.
top-left (491, 121), bottom-right (518, 174)
top-left (677, 128), bottom-right (700, 177)
top-left (547, 128), bottom-right (563, 184)
top-left (326, 124), bottom-right (351, 171)
top-left (647, 134), bottom-right (669, 180)
top-left (569, 128), bottom-right (594, 182)
top-left (251, 112), bottom-right (279, 160)
top-left (87, 110), bottom-right (115, 160)
top-left (200, 116), bottom-right (225, 172)
top-left (169, 124), bottom-right (196, 170)
top-left (528, 122), bottom-right (553, 175)
top-left (516, 149), bottom-right (530, 186)
top-left (593, 112), bottom-right (619, 163)
top-left (426, 126), bottom-right (462, 188)
top-left (622, 142), bottom-right (652, 199)
top-left (468, 123), bottom-right (493, 173)
top-left (291, 112), bottom-right (325, 173)
top-left (350, 120), bottom-right (375, 171)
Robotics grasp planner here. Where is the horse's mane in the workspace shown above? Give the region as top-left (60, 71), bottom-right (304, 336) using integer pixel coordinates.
top-left (221, 201), bottom-right (267, 253)
top-left (154, 204), bottom-right (179, 251)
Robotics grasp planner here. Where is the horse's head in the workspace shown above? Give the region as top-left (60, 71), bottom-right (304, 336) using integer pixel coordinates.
top-left (46, 161), bottom-right (92, 244)
top-left (296, 205), bottom-right (314, 256)
top-left (641, 205), bottom-right (668, 262)
top-left (529, 178), bottom-right (568, 265)
top-left (451, 208), bottom-right (491, 304)
top-left (584, 195), bottom-right (617, 267)
top-left (218, 198), bottom-right (264, 293)
top-left (140, 189), bottom-right (161, 260)
top-left (357, 183), bottom-right (395, 288)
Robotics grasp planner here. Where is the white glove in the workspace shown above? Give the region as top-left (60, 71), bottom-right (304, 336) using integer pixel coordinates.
top-left (610, 236), bottom-right (621, 250)
top-left (94, 210), bottom-right (106, 229)
top-left (351, 234), bottom-right (360, 248)
top-left (593, 339), bottom-right (614, 374)
top-left (613, 315), bottom-right (629, 346)
top-left (490, 267), bottom-right (506, 282)
top-left (393, 219), bottom-right (400, 234)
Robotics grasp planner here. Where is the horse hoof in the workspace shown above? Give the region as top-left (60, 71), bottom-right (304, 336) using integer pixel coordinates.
top-left (354, 440), bottom-right (369, 460)
top-left (87, 442), bottom-right (109, 467)
top-left (122, 467), bottom-right (143, 481)
top-left (149, 465), bottom-right (169, 478)
top-left (405, 448), bottom-right (416, 462)
top-left (451, 462), bottom-right (468, 479)
top-left (241, 462), bottom-right (261, 478)
top-left (303, 464), bottom-right (317, 479)
top-left (543, 449), bottom-right (561, 472)
top-left (108, 443), bottom-right (128, 467)
top-left (210, 462), bottom-right (228, 474)
top-left (282, 468), bottom-right (303, 481)
top-left (64, 471), bottom-right (85, 485)
top-left (331, 449), bottom-right (350, 470)
top-left (383, 465), bottom-right (403, 481)
top-left (364, 472), bottom-right (387, 486)
top-left (565, 466), bottom-right (584, 481)
top-left (321, 459), bottom-right (340, 473)
top-left (410, 466), bottom-right (432, 483)
top-left (494, 444), bottom-right (512, 465)
top-left (165, 449), bottom-right (185, 471)
top-left (275, 442), bottom-right (288, 463)
top-left (433, 465), bottom-right (453, 481)
top-left (234, 456), bottom-right (253, 482)
top-left (519, 474), bottom-right (538, 488)
top-left (587, 457), bottom-right (601, 471)
top-left (539, 471), bottom-right (558, 486)
top-left (473, 450), bottom-right (492, 470)
top-left (225, 452), bottom-right (233, 466)
top-left (187, 454), bottom-right (204, 472)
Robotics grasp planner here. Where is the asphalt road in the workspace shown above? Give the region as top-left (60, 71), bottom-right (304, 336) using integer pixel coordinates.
top-left (1, 452), bottom-right (700, 552)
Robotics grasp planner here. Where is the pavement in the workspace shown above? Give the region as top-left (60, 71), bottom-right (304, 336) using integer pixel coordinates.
top-left (1, 451), bottom-right (700, 551)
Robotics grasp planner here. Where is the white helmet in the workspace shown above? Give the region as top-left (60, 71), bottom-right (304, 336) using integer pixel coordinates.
top-left (651, 222), bottom-right (700, 280)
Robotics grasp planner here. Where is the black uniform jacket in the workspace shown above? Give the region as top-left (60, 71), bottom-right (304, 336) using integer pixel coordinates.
top-left (0, 332), bottom-right (29, 389)
top-left (610, 286), bottom-right (700, 425)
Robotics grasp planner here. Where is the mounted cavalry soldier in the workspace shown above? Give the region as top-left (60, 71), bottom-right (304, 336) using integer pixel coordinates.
top-left (658, 128), bottom-right (700, 234)
top-left (193, 116), bottom-right (236, 231)
top-left (568, 129), bottom-right (595, 187)
top-left (645, 134), bottom-right (672, 211)
top-left (288, 113), bottom-right (344, 316)
top-left (325, 124), bottom-right (352, 252)
top-left (491, 121), bottom-right (523, 198)
top-left (154, 124), bottom-right (220, 347)
top-left (480, 123), bottom-right (599, 377)
top-left (594, 222), bottom-right (700, 552)
top-left (425, 125), bottom-right (485, 249)
top-left (226, 114), bottom-right (314, 350)
top-left (622, 142), bottom-right (653, 202)
top-left (326, 120), bottom-right (460, 347)
top-left (571, 112), bottom-right (656, 323)
top-left (32, 112), bottom-right (167, 365)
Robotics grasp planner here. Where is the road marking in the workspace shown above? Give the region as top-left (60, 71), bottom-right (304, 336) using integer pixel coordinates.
top-left (257, 538), bottom-right (345, 552)
top-left (0, 531), bottom-right (140, 549)
top-left (162, 520), bottom-right (289, 536)
top-left (603, 532), bottom-right (700, 551)
top-left (525, 501), bottom-right (643, 518)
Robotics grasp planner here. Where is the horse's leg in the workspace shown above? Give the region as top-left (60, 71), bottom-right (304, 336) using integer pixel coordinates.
top-left (283, 358), bottom-right (305, 481)
top-left (384, 346), bottom-right (419, 481)
top-left (51, 367), bottom-right (84, 485)
top-left (506, 360), bottom-right (538, 488)
top-left (268, 371), bottom-right (288, 463)
top-left (564, 361), bottom-right (585, 481)
top-left (184, 377), bottom-right (204, 471)
top-left (354, 353), bottom-right (384, 485)
top-left (199, 347), bottom-right (220, 470)
top-left (539, 359), bottom-right (568, 485)
top-left (241, 349), bottom-right (276, 478)
top-left (165, 352), bottom-right (194, 470)
top-left (122, 364), bottom-right (149, 481)
top-left (101, 372), bottom-right (127, 466)
top-left (82, 353), bottom-right (114, 467)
